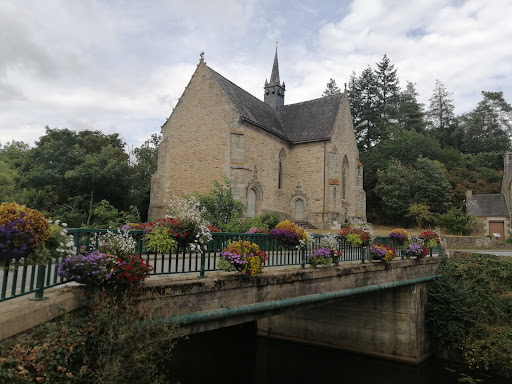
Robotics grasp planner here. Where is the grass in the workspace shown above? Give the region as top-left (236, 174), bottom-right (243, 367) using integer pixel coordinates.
top-left (310, 225), bottom-right (432, 237)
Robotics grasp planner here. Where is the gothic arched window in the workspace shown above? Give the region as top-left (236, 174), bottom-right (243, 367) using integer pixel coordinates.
top-left (342, 156), bottom-right (349, 200)
top-left (278, 150), bottom-right (285, 190)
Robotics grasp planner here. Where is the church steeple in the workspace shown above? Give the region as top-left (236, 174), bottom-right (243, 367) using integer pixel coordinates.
top-left (264, 48), bottom-right (285, 111)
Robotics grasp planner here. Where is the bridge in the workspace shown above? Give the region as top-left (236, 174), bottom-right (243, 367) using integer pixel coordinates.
top-left (0, 231), bottom-right (441, 364)
top-left (140, 257), bottom-right (440, 363)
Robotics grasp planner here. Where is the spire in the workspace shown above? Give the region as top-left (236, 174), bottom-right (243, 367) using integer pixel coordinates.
top-left (270, 48), bottom-right (280, 85)
top-left (264, 47), bottom-right (285, 111)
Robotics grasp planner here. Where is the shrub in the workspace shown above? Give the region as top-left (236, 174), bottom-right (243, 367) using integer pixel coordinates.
top-left (339, 227), bottom-right (371, 247)
top-left (218, 240), bottom-right (267, 275)
top-left (418, 230), bottom-right (441, 248)
top-left (403, 242), bottom-right (428, 258)
top-left (427, 254), bottom-right (512, 378)
top-left (437, 208), bottom-right (475, 235)
top-left (368, 244), bottom-right (396, 262)
top-left (0, 291), bottom-right (178, 383)
top-left (271, 220), bottom-right (309, 249)
top-left (58, 251), bottom-right (113, 286)
top-left (0, 202), bottom-right (50, 259)
top-left (388, 228), bottom-right (410, 244)
top-left (307, 248), bottom-right (333, 267)
top-left (97, 229), bottom-right (137, 257)
top-left (194, 179), bottom-right (245, 227)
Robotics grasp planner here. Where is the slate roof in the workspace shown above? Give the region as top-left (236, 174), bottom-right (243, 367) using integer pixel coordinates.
top-left (278, 95), bottom-right (342, 143)
top-left (466, 193), bottom-right (509, 217)
top-left (207, 67), bottom-right (287, 139)
top-left (207, 66), bottom-right (342, 144)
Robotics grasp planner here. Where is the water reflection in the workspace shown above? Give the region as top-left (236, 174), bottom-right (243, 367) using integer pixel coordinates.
top-left (168, 323), bottom-right (506, 384)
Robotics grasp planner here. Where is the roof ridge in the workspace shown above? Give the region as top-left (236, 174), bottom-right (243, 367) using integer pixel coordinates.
top-left (281, 93), bottom-right (344, 109)
top-left (206, 65), bottom-right (267, 107)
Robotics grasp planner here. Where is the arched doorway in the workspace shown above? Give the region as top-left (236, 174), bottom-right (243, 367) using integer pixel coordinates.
top-left (294, 199), bottom-right (305, 221)
top-left (248, 188), bottom-right (257, 218)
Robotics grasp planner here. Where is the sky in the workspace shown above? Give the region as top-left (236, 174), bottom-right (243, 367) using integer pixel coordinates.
top-left (1, 0), bottom-right (511, 149)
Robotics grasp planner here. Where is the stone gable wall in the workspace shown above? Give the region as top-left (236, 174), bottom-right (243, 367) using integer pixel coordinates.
top-left (149, 62), bottom-right (236, 221)
top-left (323, 96), bottom-right (366, 225)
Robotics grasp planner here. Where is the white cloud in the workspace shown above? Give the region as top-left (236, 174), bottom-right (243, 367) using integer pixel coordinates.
top-left (0, 0), bottom-right (511, 148)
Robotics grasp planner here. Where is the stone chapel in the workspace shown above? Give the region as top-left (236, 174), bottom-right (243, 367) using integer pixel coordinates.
top-left (148, 51), bottom-right (366, 229)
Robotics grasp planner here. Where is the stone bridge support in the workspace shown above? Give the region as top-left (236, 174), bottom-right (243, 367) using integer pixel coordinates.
top-left (257, 281), bottom-right (430, 363)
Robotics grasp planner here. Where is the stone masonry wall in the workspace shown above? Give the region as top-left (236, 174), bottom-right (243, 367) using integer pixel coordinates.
top-left (149, 61), bottom-right (236, 220)
top-left (287, 142), bottom-right (325, 226)
top-left (229, 123), bottom-right (291, 217)
top-left (323, 95), bottom-right (366, 225)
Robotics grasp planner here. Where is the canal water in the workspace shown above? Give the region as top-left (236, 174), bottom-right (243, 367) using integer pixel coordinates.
top-left (167, 323), bottom-right (509, 384)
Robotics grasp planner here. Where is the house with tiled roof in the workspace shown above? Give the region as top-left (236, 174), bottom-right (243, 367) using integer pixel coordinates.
top-left (149, 51), bottom-right (366, 229)
top-left (466, 152), bottom-right (512, 240)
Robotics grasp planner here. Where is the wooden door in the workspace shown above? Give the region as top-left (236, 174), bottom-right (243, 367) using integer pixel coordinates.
top-left (489, 221), bottom-right (505, 241)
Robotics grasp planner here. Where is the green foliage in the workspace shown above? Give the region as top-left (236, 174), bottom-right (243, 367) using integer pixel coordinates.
top-left (437, 208), bottom-right (475, 235)
top-left (130, 134), bottom-right (161, 222)
top-left (460, 91), bottom-right (512, 154)
top-left (406, 203), bottom-right (433, 228)
top-left (398, 81), bottom-right (425, 133)
top-left (143, 224), bottom-right (177, 254)
top-left (348, 54), bottom-right (401, 151)
top-left (427, 254), bottom-right (512, 378)
top-left (374, 160), bottom-right (414, 221)
top-left (0, 160), bottom-right (19, 202)
top-left (322, 78), bottom-right (341, 97)
top-left (246, 211), bottom-right (281, 230)
top-left (0, 290), bottom-right (177, 383)
top-left (194, 179), bottom-right (245, 228)
top-left (89, 200), bottom-right (141, 229)
top-left (375, 157), bottom-right (452, 223)
top-left (412, 157), bottom-right (452, 214)
top-left (308, 255), bottom-right (332, 268)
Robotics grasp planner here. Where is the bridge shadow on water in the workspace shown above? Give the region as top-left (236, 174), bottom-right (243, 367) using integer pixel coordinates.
top-left (166, 323), bottom-right (507, 384)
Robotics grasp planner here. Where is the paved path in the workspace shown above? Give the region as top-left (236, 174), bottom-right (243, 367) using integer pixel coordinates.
top-left (447, 249), bottom-right (512, 257)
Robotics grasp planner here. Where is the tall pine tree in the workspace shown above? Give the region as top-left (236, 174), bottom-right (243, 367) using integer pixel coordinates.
top-left (426, 79), bottom-right (457, 148)
top-left (348, 66), bottom-right (380, 150)
top-left (375, 54), bottom-right (400, 126)
top-left (460, 91), bottom-right (512, 153)
top-left (398, 81), bottom-right (425, 133)
top-left (322, 78), bottom-right (341, 97)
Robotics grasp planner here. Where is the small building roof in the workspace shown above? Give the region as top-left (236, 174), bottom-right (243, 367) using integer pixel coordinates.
top-left (466, 193), bottom-right (509, 217)
top-left (207, 65), bottom-right (342, 144)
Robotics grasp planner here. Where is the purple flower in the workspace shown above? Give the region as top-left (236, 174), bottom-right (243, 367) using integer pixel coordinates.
top-left (271, 229), bottom-right (300, 247)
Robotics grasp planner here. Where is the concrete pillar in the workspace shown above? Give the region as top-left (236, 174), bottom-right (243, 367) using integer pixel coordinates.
top-left (257, 282), bottom-right (430, 364)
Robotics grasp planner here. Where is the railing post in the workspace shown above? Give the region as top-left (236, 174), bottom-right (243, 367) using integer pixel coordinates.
top-left (361, 246), bottom-right (366, 263)
top-left (301, 246), bottom-right (306, 269)
top-left (31, 264), bottom-right (48, 301)
top-left (1, 260), bottom-right (9, 300)
top-left (198, 251), bottom-right (206, 278)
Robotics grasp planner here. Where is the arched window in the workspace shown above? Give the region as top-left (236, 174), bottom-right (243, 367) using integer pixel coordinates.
top-left (342, 156), bottom-right (349, 200)
top-left (247, 188), bottom-right (257, 218)
top-left (294, 199), bottom-right (305, 221)
top-left (278, 150), bottom-right (284, 190)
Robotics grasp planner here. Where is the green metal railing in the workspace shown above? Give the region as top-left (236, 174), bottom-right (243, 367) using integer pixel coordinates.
top-left (0, 230), bottom-right (442, 303)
